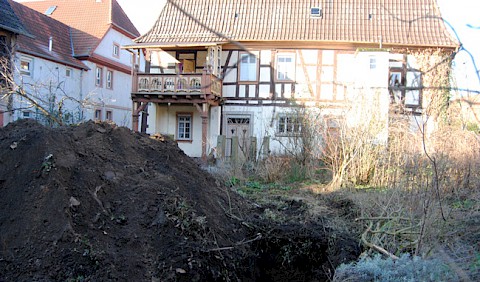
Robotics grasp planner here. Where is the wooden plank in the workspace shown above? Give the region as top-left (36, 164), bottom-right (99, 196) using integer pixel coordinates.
top-left (222, 50), bottom-right (233, 77)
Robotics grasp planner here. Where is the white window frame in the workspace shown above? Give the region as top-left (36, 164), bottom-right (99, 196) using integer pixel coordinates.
top-left (94, 109), bottom-right (102, 121)
top-left (22, 111), bottom-right (32, 119)
top-left (277, 114), bottom-right (302, 136)
top-left (177, 113), bottom-right (192, 141)
top-left (310, 7), bottom-right (323, 18)
top-left (276, 53), bottom-right (296, 81)
top-left (238, 52), bottom-right (258, 82)
top-left (95, 66), bottom-right (103, 87)
top-left (20, 57), bottom-right (33, 76)
top-left (106, 110), bottom-right (113, 121)
top-left (65, 68), bottom-right (72, 77)
top-left (106, 70), bottom-right (113, 89)
top-left (113, 43), bottom-right (120, 58)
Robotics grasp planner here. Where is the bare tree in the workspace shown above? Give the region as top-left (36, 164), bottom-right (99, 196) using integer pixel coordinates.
top-left (0, 41), bottom-right (90, 127)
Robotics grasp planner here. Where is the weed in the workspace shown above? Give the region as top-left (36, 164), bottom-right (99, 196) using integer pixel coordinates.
top-left (226, 176), bottom-right (240, 187)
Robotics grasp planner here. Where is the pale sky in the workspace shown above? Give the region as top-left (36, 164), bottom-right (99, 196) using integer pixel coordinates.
top-left (116, 0), bottom-right (166, 34)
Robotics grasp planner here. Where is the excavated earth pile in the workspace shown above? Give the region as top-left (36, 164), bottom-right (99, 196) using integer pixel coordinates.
top-left (0, 120), bottom-right (360, 281)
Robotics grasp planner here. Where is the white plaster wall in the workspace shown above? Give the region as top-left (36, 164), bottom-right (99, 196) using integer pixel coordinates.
top-left (12, 52), bottom-right (83, 123)
top-left (149, 104), bottom-right (221, 158)
top-left (94, 28), bottom-right (135, 67)
top-left (85, 28), bottom-right (139, 127)
top-left (81, 61), bottom-right (132, 127)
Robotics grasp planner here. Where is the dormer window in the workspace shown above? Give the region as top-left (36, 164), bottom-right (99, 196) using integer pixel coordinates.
top-left (310, 7), bottom-right (323, 18)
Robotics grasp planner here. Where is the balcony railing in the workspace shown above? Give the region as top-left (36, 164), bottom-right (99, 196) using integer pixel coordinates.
top-left (134, 72), bottom-right (222, 97)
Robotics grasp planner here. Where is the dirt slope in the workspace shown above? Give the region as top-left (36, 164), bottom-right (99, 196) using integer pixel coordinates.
top-left (0, 120), bottom-right (360, 281)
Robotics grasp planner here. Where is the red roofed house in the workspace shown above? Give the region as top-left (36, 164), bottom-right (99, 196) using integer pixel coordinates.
top-left (9, 0), bottom-right (140, 126)
top-left (125, 0), bottom-right (458, 160)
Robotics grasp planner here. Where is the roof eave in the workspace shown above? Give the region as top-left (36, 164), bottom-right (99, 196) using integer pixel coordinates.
top-left (17, 49), bottom-right (89, 70)
top-left (0, 24), bottom-right (33, 38)
top-left (122, 41), bottom-right (226, 50)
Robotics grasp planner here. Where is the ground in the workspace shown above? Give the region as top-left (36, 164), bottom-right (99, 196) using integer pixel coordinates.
top-left (0, 120), bottom-right (360, 281)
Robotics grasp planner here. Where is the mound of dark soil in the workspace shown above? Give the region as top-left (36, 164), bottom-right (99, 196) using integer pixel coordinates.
top-left (0, 120), bottom-right (360, 281)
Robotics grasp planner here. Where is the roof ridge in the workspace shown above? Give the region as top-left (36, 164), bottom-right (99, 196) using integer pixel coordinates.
top-left (109, 0), bottom-right (113, 24)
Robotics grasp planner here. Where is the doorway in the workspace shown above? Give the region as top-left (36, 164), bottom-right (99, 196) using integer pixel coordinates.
top-left (225, 114), bottom-right (252, 159)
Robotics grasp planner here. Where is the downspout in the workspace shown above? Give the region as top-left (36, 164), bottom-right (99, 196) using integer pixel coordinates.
top-left (79, 70), bottom-right (84, 121)
top-left (126, 48), bottom-right (140, 131)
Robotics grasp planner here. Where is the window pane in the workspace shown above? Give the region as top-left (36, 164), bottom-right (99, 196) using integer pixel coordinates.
top-left (177, 115), bottom-right (192, 140)
top-left (239, 53), bottom-right (257, 81)
top-left (277, 54), bottom-right (295, 80)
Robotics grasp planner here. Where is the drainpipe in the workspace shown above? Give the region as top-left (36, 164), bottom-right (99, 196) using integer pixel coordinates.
top-left (79, 70), bottom-right (84, 120)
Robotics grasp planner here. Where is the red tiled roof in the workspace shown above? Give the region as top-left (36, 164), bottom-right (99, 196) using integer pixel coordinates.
top-left (21, 0), bottom-right (140, 57)
top-left (9, 0), bottom-right (87, 70)
top-left (136, 0), bottom-right (458, 49)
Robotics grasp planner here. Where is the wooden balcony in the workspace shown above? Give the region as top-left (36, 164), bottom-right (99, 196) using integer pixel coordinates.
top-left (131, 71), bottom-right (223, 106)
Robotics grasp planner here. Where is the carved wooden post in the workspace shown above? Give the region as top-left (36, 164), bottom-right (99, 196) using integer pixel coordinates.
top-left (132, 101), bottom-right (147, 132)
top-left (140, 104), bottom-right (148, 133)
top-left (132, 101), bottom-right (140, 132)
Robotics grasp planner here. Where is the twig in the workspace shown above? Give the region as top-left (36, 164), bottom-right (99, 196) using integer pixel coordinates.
top-left (205, 233), bottom-right (262, 252)
top-left (355, 216), bottom-right (412, 222)
top-left (361, 222), bottom-right (400, 260)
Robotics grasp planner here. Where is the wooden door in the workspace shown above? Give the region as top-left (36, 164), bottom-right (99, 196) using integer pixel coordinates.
top-left (182, 59), bottom-right (195, 73)
top-left (225, 116), bottom-right (251, 160)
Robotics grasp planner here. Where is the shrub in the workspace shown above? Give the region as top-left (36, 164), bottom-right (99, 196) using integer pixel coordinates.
top-left (333, 253), bottom-right (458, 282)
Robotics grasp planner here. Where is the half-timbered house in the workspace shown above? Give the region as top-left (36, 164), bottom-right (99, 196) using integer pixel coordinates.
top-left (125, 0), bottom-right (458, 159)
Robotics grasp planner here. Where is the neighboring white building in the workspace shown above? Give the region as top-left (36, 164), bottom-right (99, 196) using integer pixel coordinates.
top-left (6, 0), bottom-right (140, 127)
top-left (2, 0), bottom-right (87, 125)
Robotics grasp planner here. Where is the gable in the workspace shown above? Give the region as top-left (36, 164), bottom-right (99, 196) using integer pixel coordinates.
top-left (9, 0), bottom-right (87, 70)
top-left (21, 0), bottom-right (140, 57)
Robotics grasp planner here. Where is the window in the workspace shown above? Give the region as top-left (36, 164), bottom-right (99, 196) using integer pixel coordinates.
top-left (276, 53), bottom-right (295, 80)
top-left (113, 43), bottom-right (120, 58)
top-left (94, 109), bottom-right (102, 120)
top-left (310, 7), bottom-right (323, 18)
top-left (22, 111), bottom-right (31, 118)
top-left (106, 70), bottom-right (113, 89)
top-left (45, 5), bottom-right (57, 15)
top-left (95, 67), bottom-right (102, 87)
top-left (106, 110), bottom-right (113, 121)
top-left (369, 56), bottom-right (377, 70)
top-left (177, 113), bottom-right (192, 141)
top-left (20, 57), bottom-right (32, 76)
top-left (277, 115), bottom-right (302, 136)
top-left (66, 68), bottom-right (71, 77)
top-left (239, 52), bottom-right (258, 81)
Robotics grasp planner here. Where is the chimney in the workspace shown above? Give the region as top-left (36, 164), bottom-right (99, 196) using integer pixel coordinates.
top-left (49, 36), bottom-right (53, 52)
